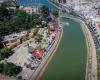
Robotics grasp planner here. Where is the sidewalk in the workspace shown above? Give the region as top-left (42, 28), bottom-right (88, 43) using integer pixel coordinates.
top-left (80, 22), bottom-right (97, 80)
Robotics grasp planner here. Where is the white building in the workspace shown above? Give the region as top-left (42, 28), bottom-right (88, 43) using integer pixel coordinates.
top-left (23, 7), bottom-right (39, 14)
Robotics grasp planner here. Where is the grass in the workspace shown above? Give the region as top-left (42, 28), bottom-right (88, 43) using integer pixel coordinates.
top-left (97, 53), bottom-right (100, 77)
top-left (97, 55), bottom-right (100, 60)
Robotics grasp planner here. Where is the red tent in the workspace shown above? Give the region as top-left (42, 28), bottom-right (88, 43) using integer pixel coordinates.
top-left (32, 47), bottom-right (44, 59)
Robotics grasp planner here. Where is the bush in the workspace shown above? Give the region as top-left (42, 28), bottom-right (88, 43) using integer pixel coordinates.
top-left (52, 10), bottom-right (59, 17)
top-left (0, 48), bottom-right (13, 60)
top-left (41, 5), bottom-right (50, 17)
top-left (0, 62), bottom-right (22, 76)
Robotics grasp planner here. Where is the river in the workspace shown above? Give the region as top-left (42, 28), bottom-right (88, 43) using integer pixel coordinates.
top-left (40, 17), bottom-right (87, 80)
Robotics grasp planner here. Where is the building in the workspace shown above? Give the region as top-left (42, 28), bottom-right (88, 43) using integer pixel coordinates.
top-left (0, 30), bottom-right (33, 48)
top-left (1, 31), bottom-right (27, 48)
top-left (32, 47), bottom-right (44, 59)
top-left (23, 7), bottom-right (40, 14)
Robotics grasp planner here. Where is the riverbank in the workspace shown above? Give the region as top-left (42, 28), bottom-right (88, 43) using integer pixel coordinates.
top-left (80, 22), bottom-right (97, 80)
top-left (28, 18), bottom-right (63, 80)
top-left (63, 16), bottom-right (97, 80)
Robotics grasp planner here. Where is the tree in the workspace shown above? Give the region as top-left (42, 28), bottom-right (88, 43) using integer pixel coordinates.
top-left (1, 1), bottom-right (16, 7)
top-left (16, 10), bottom-right (29, 22)
top-left (32, 12), bottom-right (40, 19)
top-left (0, 6), bottom-right (9, 19)
top-left (0, 62), bottom-right (22, 76)
top-left (33, 28), bottom-right (39, 36)
top-left (41, 5), bottom-right (50, 17)
top-left (0, 63), bottom-right (3, 72)
top-left (52, 10), bottom-right (59, 17)
top-left (0, 48), bottom-right (13, 60)
top-left (35, 34), bottom-right (43, 44)
top-left (2, 62), bottom-right (16, 76)
top-left (31, 12), bottom-right (41, 25)
top-left (34, 18), bottom-right (42, 25)
top-left (0, 11), bottom-right (33, 36)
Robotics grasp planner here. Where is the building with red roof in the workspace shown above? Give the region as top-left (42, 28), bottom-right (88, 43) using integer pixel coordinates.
top-left (32, 47), bottom-right (44, 59)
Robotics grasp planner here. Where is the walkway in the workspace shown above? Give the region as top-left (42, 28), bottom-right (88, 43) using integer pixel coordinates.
top-left (80, 21), bottom-right (97, 80)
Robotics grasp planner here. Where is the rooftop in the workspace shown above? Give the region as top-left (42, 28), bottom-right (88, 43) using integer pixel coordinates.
top-left (2, 31), bottom-right (27, 42)
top-left (0, 0), bottom-right (13, 3)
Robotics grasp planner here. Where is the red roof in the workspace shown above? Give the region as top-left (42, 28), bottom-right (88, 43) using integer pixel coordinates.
top-left (97, 13), bottom-right (100, 15)
top-left (32, 47), bottom-right (44, 59)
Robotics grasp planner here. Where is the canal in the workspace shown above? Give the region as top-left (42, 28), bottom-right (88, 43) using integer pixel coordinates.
top-left (40, 17), bottom-right (87, 80)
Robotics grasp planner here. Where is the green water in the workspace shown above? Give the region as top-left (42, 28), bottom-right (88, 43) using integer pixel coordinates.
top-left (40, 17), bottom-right (87, 80)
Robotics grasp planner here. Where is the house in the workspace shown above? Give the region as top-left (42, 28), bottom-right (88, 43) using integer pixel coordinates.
top-left (1, 34), bottom-right (21, 48)
top-left (27, 30), bottom-right (33, 39)
top-left (23, 6), bottom-right (40, 14)
top-left (1, 31), bottom-right (27, 48)
top-left (1, 29), bottom-right (35, 48)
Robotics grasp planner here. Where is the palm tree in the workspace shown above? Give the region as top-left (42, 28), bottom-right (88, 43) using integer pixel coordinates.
top-left (35, 34), bottom-right (43, 44)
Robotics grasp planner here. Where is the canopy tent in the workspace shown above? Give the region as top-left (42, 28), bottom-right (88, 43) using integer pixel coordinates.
top-left (32, 47), bottom-right (44, 59)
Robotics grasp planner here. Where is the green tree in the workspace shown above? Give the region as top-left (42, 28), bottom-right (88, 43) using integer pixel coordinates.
top-left (0, 62), bottom-right (22, 76)
top-left (31, 12), bottom-right (41, 25)
top-left (41, 5), bottom-right (50, 17)
top-left (0, 63), bottom-right (3, 72)
top-left (16, 10), bottom-right (29, 22)
top-left (35, 34), bottom-right (43, 44)
top-left (52, 10), bottom-right (59, 17)
top-left (1, 1), bottom-right (16, 7)
top-left (0, 6), bottom-right (9, 19)
top-left (0, 48), bottom-right (12, 60)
